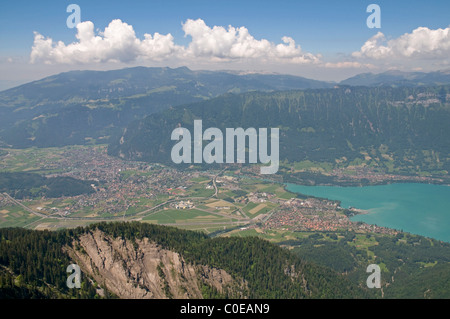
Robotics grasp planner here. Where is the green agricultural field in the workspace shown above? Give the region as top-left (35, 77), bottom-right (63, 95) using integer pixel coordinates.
top-left (242, 202), bottom-right (276, 217)
top-left (0, 205), bottom-right (42, 228)
top-left (173, 223), bottom-right (244, 234)
top-left (291, 160), bottom-right (334, 173)
top-left (228, 228), bottom-right (315, 243)
top-left (217, 190), bottom-right (235, 199)
top-left (236, 181), bottom-right (295, 200)
top-left (30, 218), bottom-right (100, 231)
top-left (254, 203), bottom-right (276, 215)
top-left (242, 202), bottom-right (258, 214)
top-left (189, 176), bottom-right (210, 183)
top-left (142, 208), bottom-right (230, 224)
top-left (259, 184), bottom-right (280, 193)
top-left (228, 228), bottom-right (260, 238)
top-left (0, 145), bottom-right (106, 173)
top-left (186, 185), bottom-right (215, 198)
top-left (259, 183), bottom-right (296, 200)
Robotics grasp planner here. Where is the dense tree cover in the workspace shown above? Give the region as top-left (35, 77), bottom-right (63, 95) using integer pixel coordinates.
top-left (0, 268), bottom-right (48, 299)
top-left (0, 172), bottom-right (96, 199)
top-left (285, 231), bottom-right (450, 298)
top-left (0, 228), bottom-right (99, 299)
top-left (2, 222), bottom-right (449, 299)
top-left (110, 86), bottom-right (450, 175)
top-left (385, 263), bottom-right (450, 298)
top-left (0, 222), bottom-right (367, 299)
top-left (288, 241), bottom-right (359, 273)
top-left (78, 222), bottom-right (367, 298)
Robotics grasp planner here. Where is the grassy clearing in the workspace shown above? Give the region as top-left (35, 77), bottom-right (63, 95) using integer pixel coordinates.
top-left (243, 202), bottom-right (258, 214)
top-left (190, 176), bottom-right (210, 183)
top-left (142, 208), bottom-right (228, 224)
top-left (249, 203), bottom-right (267, 215)
top-left (186, 185), bottom-right (215, 198)
top-left (31, 218), bottom-right (99, 230)
top-left (0, 145), bottom-right (106, 173)
top-left (0, 205), bottom-right (42, 228)
top-left (291, 160), bottom-right (334, 173)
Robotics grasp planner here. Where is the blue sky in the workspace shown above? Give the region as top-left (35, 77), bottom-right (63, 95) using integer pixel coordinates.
top-left (1, 0), bottom-right (450, 89)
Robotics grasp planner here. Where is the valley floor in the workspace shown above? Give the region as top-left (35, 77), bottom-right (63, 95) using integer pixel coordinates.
top-left (0, 145), bottom-right (411, 239)
top-left (1, 144), bottom-right (450, 299)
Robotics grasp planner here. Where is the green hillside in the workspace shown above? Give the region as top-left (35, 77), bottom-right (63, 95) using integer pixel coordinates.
top-left (0, 66), bottom-right (332, 148)
top-left (109, 86), bottom-right (450, 175)
top-left (0, 172), bottom-right (96, 199)
top-left (2, 222), bottom-right (450, 299)
top-left (282, 231), bottom-right (450, 298)
top-left (0, 222), bottom-right (367, 299)
top-left (341, 70), bottom-right (450, 87)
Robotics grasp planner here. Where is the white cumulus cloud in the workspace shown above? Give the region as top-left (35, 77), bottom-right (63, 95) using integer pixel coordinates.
top-left (181, 19), bottom-right (320, 63)
top-left (30, 18), bottom-right (320, 65)
top-left (31, 19), bottom-right (181, 64)
top-left (353, 26), bottom-right (450, 60)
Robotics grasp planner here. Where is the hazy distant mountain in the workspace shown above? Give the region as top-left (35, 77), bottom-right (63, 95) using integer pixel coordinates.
top-left (0, 66), bottom-right (332, 148)
top-left (340, 70), bottom-right (450, 87)
top-left (0, 80), bottom-right (29, 92)
top-left (2, 66), bottom-right (450, 149)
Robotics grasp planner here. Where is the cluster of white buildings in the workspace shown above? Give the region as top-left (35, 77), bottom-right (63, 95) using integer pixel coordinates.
top-left (173, 200), bottom-right (194, 210)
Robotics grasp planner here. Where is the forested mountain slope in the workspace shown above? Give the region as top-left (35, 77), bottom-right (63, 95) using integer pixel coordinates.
top-left (110, 86), bottom-right (450, 173)
top-left (0, 222), bottom-right (366, 299)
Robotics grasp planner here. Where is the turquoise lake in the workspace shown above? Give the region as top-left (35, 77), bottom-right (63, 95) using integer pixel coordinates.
top-left (285, 183), bottom-right (450, 243)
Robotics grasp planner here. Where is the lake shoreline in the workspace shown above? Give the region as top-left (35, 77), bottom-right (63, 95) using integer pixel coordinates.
top-left (279, 170), bottom-right (450, 188)
top-left (285, 182), bottom-right (450, 243)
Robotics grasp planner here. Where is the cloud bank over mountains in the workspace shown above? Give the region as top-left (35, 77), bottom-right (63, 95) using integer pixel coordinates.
top-left (31, 19), bottom-right (179, 64)
top-left (353, 27), bottom-right (450, 61)
top-left (30, 18), bottom-right (321, 66)
top-left (30, 18), bottom-right (450, 71)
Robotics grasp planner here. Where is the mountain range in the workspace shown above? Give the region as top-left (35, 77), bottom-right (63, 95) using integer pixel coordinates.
top-left (1, 68), bottom-right (450, 300)
top-left (109, 85), bottom-right (450, 175)
top-left (1, 67), bottom-right (450, 149)
top-left (0, 66), bottom-right (331, 148)
top-left (341, 70), bottom-right (450, 87)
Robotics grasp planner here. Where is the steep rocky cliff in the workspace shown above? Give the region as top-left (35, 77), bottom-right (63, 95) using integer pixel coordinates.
top-left (0, 222), bottom-right (370, 299)
top-left (65, 229), bottom-right (247, 299)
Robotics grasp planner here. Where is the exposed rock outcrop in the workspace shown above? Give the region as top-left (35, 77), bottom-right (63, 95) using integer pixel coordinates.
top-left (65, 229), bottom-right (246, 299)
